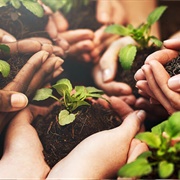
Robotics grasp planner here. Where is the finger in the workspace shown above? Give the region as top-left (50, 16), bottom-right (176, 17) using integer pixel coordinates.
top-left (149, 60), bottom-right (180, 113)
top-left (68, 40), bottom-right (95, 56)
top-left (60, 29), bottom-right (94, 44)
top-left (26, 56), bottom-right (64, 97)
top-left (119, 95), bottom-right (136, 106)
top-left (163, 38), bottom-right (180, 51)
top-left (145, 49), bottom-right (179, 65)
top-left (134, 68), bottom-right (146, 81)
top-left (51, 11), bottom-right (69, 32)
top-left (93, 64), bottom-right (132, 96)
top-left (0, 28), bottom-right (16, 42)
top-left (4, 51), bottom-right (50, 93)
top-left (46, 16), bottom-right (58, 40)
top-left (0, 91), bottom-right (28, 112)
top-left (127, 140), bottom-right (149, 163)
top-left (54, 35), bottom-right (69, 51)
top-left (96, 0), bottom-right (112, 24)
top-left (168, 74), bottom-right (180, 92)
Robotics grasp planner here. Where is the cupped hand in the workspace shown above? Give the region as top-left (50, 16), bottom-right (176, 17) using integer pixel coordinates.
top-left (47, 96), bottom-right (146, 179)
top-left (0, 104), bottom-right (56, 178)
top-left (0, 50), bottom-right (64, 133)
top-left (93, 36), bottom-right (135, 96)
top-left (134, 45), bottom-right (180, 114)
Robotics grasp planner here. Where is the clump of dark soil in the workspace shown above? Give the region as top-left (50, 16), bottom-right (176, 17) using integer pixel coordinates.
top-left (32, 102), bottom-right (121, 168)
top-left (115, 46), bottom-right (159, 98)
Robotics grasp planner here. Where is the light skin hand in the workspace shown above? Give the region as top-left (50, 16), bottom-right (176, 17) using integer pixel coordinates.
top-left (93, 37), bottom-right (135, 96)
top-left (96, 0), bottom-right (126, 25)
top-left (47, 96), bottom-right (146, 179)
top-left (134, 47), bottom-right (180, 114)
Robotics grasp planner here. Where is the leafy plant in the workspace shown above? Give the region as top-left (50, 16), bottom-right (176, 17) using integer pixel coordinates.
top-left (0, 44), bottom-right (10, 77)
top-left (33, 78), bottom-right (105, 126)
top-left (0, 0), bottom-right (44, 17)
top-left (105, 6), bottom-right (167, 70)
top-left (42, 0), bottom-right (90, 14)
top-left (118, 112), bottom-right (180, 179)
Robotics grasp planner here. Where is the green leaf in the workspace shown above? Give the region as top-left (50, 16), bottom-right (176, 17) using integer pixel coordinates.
top-left (119, 44), bottom-right (137, 70)
top-left (165, 112), bottom-right (180, 138)
top-left (54, 79), bottom-right (72, 92)
top-left (86, 87), bottom-right (104, 94)
top-left (118, 158), bottom-right (152, 178)
top-left (11, 0), bottom-right (21, 9)
top-left (105, 24), bottom-right (130, 36)
top-left (73, 86), bottom-right (87, 100)
top-left (22, 1), bottom-right (44, 18)
top-left (151, 120), bottom-right (167, 136)
top-left (58, 110), bottom-right (76, 126)
top-left (71, 100), bottom-right (90, 112)
top-left (150, 36), bottom-right (163, 47)
top-left (137, 151), bottom-right (152, 159)
top-left (0, 60), bottom-right (10, 77)
top-left (136, 132), bottom-right (161, 148)
top-left (33, 88), bottom-right (52, 101)
top-left (0, 44), bottom-right (10, 53)
top-left (147, 6), bottom-right (167, 26)
top-left (158, 161), bottom-right (174, 178)
top-left (0, 0), bottom-right (8, 7)
top-left (42, 0), bottom-right (66, 12)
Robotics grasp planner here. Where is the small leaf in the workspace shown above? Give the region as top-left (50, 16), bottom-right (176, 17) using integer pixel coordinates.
top-left (105, 24), bottom-right (130, 36)
top-left (137, 151), bottom-right (152, 159)
top-left (119, 45), bottom-right (137, 70)
top-left (136, 132), bottom-right (161, 148)
top-left (150, 36), bottom-right (163, 47)
top-left (0, 44), bottom-right (10, 53)
top-left (165, 112), bottom-right (180, 138)
top-left (33, 88), bottom-right (52, 101)
top-left (118, 158), bottom-right (152, 178)
top-left (151, 120), bottom-right (167, 136)
top-left (11, 0), bottom-right (21, 9)
top-left (22, 1), bottom-right (44, 18)
top-left (158, 161), bottom-right (174, 178)
top-left (0, 0), bottom-right (8, 7)
top-left (147, 6), bottom-right (167, 26)
top-left (58, 110), bottom-right (76, 126)
top-left (42, 0), bottom-right (66, 12)
top-left (0, 60), bottom-right (10, 77)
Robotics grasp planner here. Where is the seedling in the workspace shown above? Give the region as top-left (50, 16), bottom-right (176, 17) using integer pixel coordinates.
top-left (118, 112), bottom-right (180, 179)
top-left (105, 6), bottom-right (167, 70)
top-left (33, 78), bottom-right (105, 126)
top-left (0, 44), bottom-right (10, 77)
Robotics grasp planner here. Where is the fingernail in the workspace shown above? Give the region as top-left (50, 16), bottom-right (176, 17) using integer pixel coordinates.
top-left (163, 39), bottom-right (178, 44)
top-left (102, 69), bottom-right (113, 82)
top-left (42, 52), bottom-right (49, 62)
top-left (168, 76), bottom-right (180, 90)
top-left (2, 35), bottom-right (16, 42)
top-left (11, 93), bottom-right (28, 108)
top-left (137, 110), bottom-right (146, 121)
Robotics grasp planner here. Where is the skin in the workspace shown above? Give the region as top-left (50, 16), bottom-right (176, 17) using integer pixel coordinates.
top-left (47, 96), bottom-right (148, 179)
top-left (93, 0), bottom-right (159, 96)
top-left (134, 34), bottom-right (180, 114)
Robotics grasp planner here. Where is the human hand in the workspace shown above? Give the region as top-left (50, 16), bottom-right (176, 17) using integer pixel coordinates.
top-left (134, 39), bottom-right (180, 114)
top-left (0, 50), bottom-right (64, 133)
top-left (96, 0), bottom-right (126, 25)
top-left (47, 96), bottom-right (147, 179)
top-left (93, 36), bottom-right (135, 96)
top-left (0, 104), bottom-right (54, 178)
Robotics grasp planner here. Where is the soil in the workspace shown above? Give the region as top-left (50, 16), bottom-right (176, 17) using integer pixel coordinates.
top-left (32, 102), bottom-right (121, 168)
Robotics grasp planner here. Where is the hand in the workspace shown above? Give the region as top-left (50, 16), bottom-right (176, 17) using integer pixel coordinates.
top-left (47, 96), bottom-right (147, 179)
top-left (0, 104), bottom-right (54, 178)
top-left (0, 50), bottom-right (64, 133)
top-left (134, 38), bottom-right (180, 114)
top-left (96, 0), bottom-right (126, 25)
top-left (93, 36), bottom-right (135, 96)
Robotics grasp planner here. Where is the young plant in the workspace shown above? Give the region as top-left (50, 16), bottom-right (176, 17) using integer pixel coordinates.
top-left (105, 6), bottom-right (167, 70)
top-left (118, 112), bottom-right (180, 179)
top-left (0, 0), bottom-right (44, 17)
top-left (0, 44), bottom-right (10, 77)
top-left (33, 78), bottom-right (105, 126)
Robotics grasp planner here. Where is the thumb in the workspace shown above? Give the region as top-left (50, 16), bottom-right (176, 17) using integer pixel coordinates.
top-left (0, 90), bottom-right (28, 112)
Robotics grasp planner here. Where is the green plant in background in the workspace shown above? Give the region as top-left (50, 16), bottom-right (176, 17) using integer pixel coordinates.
top-left (42, 0), bottom-right (90, 14)
top-left (118, 112), bottom-right (180, 179)
top-left (0, 44), bottom-right (10, 77)
top-left (33, 78), bottom-right (105, 126)
top-left (105, 5), bottom-right (167, 70)
top-left (0, 0), bottom-right (44, 17)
